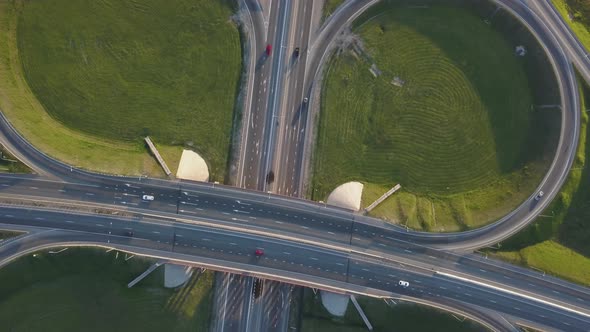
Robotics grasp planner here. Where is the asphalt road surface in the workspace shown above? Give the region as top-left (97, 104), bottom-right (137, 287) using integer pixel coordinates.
top-left (0, 207), bottom-right (589, 331)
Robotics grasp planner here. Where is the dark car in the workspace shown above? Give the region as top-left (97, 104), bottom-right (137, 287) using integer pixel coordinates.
top-left (294, 47), bottom-right (300, 57)
top-left (125, 231), bottom-right (134, 237)
top-left (253, 278), bottom-right (264, 299)
top-left (266, 44), bottom-right (272, 56)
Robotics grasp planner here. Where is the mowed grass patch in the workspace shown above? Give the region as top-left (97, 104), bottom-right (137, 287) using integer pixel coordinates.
top-left (493, 241), bottom-right (590, 286)
top-left (301, 289), bottom-right (485, 331)
top-left (313, 5), bottom-right (553, 231)
top-left (0, 248), bottom-right (214, 331)
top-left (0, 0), bottom-right (240, 180)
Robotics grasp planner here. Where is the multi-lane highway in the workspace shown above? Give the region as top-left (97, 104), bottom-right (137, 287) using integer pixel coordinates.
top-left (0, 192), bottom-right (589, 331)
top-left (0, 0), bottom-right (590, 331)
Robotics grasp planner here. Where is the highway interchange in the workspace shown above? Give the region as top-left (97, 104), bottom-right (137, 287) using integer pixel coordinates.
top-left (0, 0), bottom-right (590, 331)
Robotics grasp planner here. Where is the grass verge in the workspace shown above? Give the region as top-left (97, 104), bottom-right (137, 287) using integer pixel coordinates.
top-left (301, 289), bottom-right (485, 331)
top-left (0, 248), bottom-right (214, 331)
top-left (0, 0), bottom-right (241, 180)
top-left (312, 2), bottom-right (559, 231)
top-left (490, 72), bottom-right (590, 286)
top-left (0, 143), bottom-right (31, 173)
top-left (323, 0), bottom-right (345, 21)
top-left (551, 0), bottom-right (590, 51)
top-left (0, 230), bottom-right (22, 240)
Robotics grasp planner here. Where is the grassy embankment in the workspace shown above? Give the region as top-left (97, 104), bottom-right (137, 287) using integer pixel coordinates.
top-left (492, 73), bottom-right (590, 286)
top-left (323, 0), bottom-right (345, 20)
top-left (0, 0), bottom-right (241, 181)
top-left (312, 3), bottom-right (559, 231)
top-left (300, 289), bottom-right (485, 331)
top-left (0, 230), bottom-right (22, 240)
top-left (551, 0), bottom-right (590, 49)
top-left (0, 248), bottom-right (214, 331)
top-left (0, 143), bottom-right (30, 173)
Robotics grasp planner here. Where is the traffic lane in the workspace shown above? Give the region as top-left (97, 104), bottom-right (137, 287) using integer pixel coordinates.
top-left (0, 174), bottom-right (360, 234)
top-left (171, 224), bottom-right (350, 282)
top-left (257, 0), bottom-right (292, 192)
top-left (279, 0), bottom-right (314, 197)
top-left (211, 273), bottom-right (250, 332)
top-left (453, 254), bottom-right (590, 305)
top-left (0, 175), bottom-right (353, 244)
top-left (347, 260), bottom-right (590, 332)
top-left (351, 230), bottom-right (590, 315)
top-left (273, 0), bottom-right (312, 196)
top-left (259, 281), bottom-right (291, 331)
top-left (242, 0), bottom-right (282, 190)
top-left (178, 190), bottom-right (353, 242)
top-left (0, 176), bottom-right (180, 214)
top-left (531, 0), bottom-right (590, 82)
top-left (0, 208), bottom-right (178, 252)
top-left (9, 205), bottom-right (590, 323)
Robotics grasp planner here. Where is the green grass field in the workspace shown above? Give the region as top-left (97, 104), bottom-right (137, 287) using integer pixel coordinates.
top-left (0, 248), bottom-right (214, 331)
top-left (491, 73), bottom-right (590, 286)
top-left (0, 0), bottom-right (241, 180)
top-left (301, 289), bottom-right (484, 331)
top-left (313, 4), bottom-right (557, 231)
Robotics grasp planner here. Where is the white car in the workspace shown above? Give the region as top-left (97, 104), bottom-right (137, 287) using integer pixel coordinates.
top-left (398, 280), bottom-right (409, 287)
top-left (142, 194), bottom-right (155, 201)
top-left (535, 191), bottom-right (544, 201)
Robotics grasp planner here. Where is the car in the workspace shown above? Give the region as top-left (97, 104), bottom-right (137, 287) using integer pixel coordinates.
top-left (255, 249), bottom-right (264, 257)
top-left (266, 44), bottom-right (272, 56)
top-left (294, 47), bottom-right (300, 57)
top-left (253, 278), bottom-right (264, 299)
top-left (535, 191), bottom-right (544, 201)
top-left (125, 231), bottom-right (134, 237)
top-left (303, 97), bottom-right (308, 103)
top-left (398, 280), bottom-right (409, 287)
top-left (142, 194), bottom-right (155, 201)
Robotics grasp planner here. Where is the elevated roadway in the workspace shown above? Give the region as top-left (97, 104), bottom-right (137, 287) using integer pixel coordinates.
top-left (0, 206), bottom-right (588, 331)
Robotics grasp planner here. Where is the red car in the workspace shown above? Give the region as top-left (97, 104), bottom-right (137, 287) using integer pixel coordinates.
top-left (255, 249), bottom-right (264, 257)
top-left (266, 44), bottom-right (272, 56)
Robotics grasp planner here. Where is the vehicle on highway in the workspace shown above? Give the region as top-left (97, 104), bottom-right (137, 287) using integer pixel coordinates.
top-left (303, 97), bottom-right (308, 103)
top-left (535, 191), bottom-right (544, 201)
top-left (253, 278), bottom-right (264, 299)
top-left (255, 249), bottom-right (264, 257)
top-left (142, 194), bottom-right (155, 201)
top-left (125, 231), bottom-right (134, 237)
top-left (266, 44), bottom-right (272, 56)
top-left (294, 47), bottom-right (300, 57)
top-left (398, 280), bottom-right (409, 287)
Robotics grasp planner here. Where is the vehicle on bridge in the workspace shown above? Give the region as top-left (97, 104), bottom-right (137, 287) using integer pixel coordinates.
top-left (255, 249), bottom-right (264, 257)
top-left (266, 44), bottom-right (272, 56)
top-left (142, 194), bottom-right (155, 201)
top-left (398, 280), bottom-right (409, 287)
top-left (294, 47), bottom-right (300, 57)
